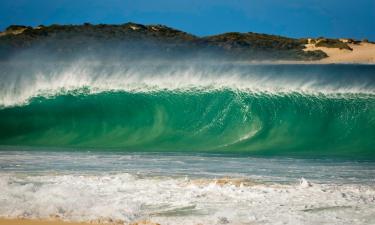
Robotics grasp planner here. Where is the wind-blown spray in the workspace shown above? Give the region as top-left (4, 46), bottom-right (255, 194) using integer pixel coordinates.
top-left (0, 61), bottom-right (374, 158)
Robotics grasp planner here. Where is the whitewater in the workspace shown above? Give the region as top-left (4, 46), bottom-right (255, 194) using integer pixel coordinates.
top-left (0, 62), bottom-right (375, 224)
top-left (1, 151), bottom-right (375, 225)
top-left (0, 63), bottom-right (374, 157)
top-left (0, 62), bottom-right (374, 107)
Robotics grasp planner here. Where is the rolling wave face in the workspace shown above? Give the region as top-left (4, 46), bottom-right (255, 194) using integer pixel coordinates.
top-left (0, 63), bottom-right (374, 158)
top-left (0, 90), bottom-right (374, 158)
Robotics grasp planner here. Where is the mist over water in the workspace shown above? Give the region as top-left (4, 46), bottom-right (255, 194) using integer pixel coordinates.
top-left (1, 62), bottom-right (375, 107)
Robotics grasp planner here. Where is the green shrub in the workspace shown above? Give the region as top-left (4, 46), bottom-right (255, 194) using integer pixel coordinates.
top-left (315, 39), bottom-right (352, 50)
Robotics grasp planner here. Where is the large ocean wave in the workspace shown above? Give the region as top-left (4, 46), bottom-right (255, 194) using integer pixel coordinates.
top-left (0, 63), bottom-right (374, 158)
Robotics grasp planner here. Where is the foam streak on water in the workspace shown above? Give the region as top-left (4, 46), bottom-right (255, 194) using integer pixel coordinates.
top-left (0, 151), bottom-right (375, 225)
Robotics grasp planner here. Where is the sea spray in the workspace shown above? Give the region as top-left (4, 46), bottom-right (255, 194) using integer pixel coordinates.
top-left (0, 63), bottom-right (374, 158)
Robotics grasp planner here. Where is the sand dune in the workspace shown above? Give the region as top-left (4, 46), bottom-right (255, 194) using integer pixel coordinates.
top-left (304, 41), bottom-right (375, 64)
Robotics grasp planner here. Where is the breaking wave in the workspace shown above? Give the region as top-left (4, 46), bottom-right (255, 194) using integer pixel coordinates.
top-left (0, 63), bottom-right (374, 158)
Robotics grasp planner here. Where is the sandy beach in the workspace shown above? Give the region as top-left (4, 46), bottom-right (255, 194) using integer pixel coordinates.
top-left (0, 219), bottom-right (93, 225)
top-left (304, 41), bottom-right (375, 64)
top-left (0, 218), bottom-right (160, 225)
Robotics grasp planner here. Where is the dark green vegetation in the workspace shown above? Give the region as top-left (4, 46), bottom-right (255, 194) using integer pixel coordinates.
top-left (0, 22), bottom-right (328, 61)
top-left (315, 38), bottom-right (353, 51)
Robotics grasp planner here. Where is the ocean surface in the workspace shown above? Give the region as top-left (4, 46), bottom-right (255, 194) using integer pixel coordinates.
top-left (0, 63), bottom-right (374, 224)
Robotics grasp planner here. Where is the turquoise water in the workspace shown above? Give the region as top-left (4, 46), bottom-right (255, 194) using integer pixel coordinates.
top-left (0, 63), bottom-right (374, 158)
top-left (1, 63), bottom-right (375, 224)
top-left (1, 151), bottom-right (375, 184)
top-left (0, 90), bottom-right (374, 158)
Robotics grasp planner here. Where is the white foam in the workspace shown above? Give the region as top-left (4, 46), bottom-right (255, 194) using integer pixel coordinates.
top-left (299, 177), bottom-right (312, 188)
top-left (1, 173), bottom-right (375, 225)
top-left (0, 61), bottom-right (374, 107)
top-left (1, 151), bottom-right (375, 224)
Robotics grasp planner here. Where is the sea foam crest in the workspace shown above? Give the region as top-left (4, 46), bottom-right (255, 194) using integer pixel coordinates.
top-left (0, 62), bottom-right (374, 107)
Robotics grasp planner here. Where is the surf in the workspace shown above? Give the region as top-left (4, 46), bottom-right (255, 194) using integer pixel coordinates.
top-left (0, 63), bottom-right (374, 158)
top-left (0, 89), bottom-right (374, 158)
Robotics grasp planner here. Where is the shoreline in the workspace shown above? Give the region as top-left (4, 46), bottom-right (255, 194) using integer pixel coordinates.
top-left (1, 23), bottom-right (374, 65)
top-left (0, 218), bottom-right (94, 225)
top-left (0, 218), bottom-right (160, 225)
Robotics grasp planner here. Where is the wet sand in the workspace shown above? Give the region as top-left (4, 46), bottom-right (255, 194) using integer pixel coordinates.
top-left (0, 219), bottom-right (93, 225)
top-left (0, 218), bottom-right (160, 225)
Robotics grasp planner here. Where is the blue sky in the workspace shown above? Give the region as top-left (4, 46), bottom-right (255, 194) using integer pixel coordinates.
top-left (0, 0), bottom-right (374, 40)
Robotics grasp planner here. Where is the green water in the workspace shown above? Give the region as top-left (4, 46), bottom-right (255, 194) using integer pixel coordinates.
top-left (0, 90), bottom-right (374, 158)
